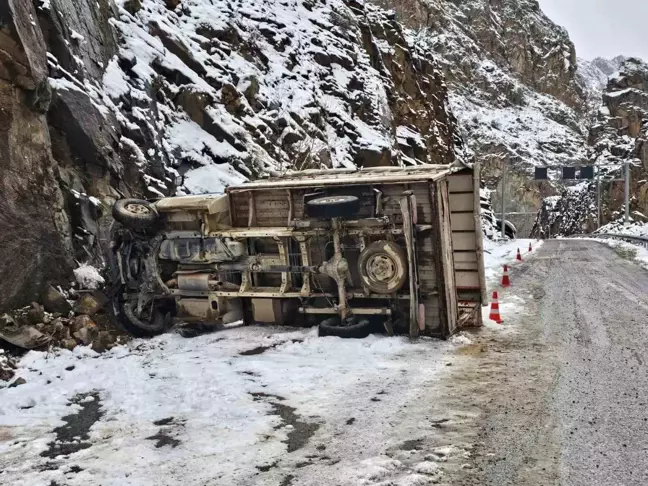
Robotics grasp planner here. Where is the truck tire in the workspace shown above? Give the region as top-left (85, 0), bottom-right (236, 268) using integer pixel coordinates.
top-left (121, 300), bottom-right (169, 336)
top-left (112, 199), bottom-right (159, 229)
top-left (318, 316), bottom-right (373, 339)
top-left (306, 195), bottom-right (360, 219)
top-left (358, 241), bottom-right (408, 294)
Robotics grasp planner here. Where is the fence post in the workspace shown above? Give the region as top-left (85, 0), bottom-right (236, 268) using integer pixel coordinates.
top-left (625, 161), bottom-right (630, 226)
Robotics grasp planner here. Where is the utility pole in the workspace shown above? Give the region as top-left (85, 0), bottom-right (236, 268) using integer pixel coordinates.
top-left (624, 161), bottom-right (630, 225)
top-left (501, 160), bottom-right (507, 240)
top-left (596, 167), bottom-right (601, 229)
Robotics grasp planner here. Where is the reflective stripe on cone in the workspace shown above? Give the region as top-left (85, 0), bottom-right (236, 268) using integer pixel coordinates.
top-left (489, 291), bottom-right (503, 324)
top-left (501, 265), bottom-right (511, 287)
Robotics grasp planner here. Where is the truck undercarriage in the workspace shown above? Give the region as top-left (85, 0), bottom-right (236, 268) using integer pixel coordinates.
top-left (110, 166), bottom-right (485, 338)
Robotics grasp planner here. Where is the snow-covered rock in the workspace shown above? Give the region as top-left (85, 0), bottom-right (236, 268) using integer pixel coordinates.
top-left (596, 220), bottom-right (648, 238)
top-left (372, 0), bottom-right (605, 235)
top-left (1, 0), bottom-right (467, 311)
top-left (60, 0), bottom-right (464, 197)
top-left (577, 56), bottom-right (626, 100)
top-left (387, 0), bottom-right (590, 173)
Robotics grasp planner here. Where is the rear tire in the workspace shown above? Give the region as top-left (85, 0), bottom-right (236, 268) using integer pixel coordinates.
top-left (306, 195), bottom-right (360, 219)
top-left (113, 199), bottom-right (159, 230)
top-left (318, 316), bottom-right (373, 339)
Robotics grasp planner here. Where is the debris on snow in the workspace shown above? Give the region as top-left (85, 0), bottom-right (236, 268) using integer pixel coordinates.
top-left (413, 460), bottom-right (441, 475)
top-left (73, 263), bottom-right (105, 290)
top-left (0, 350), bottom-right (18, 382)
top-left (450, 332), bottom-right (472, 345)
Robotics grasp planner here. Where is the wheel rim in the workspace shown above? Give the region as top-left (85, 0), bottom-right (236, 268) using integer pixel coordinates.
top-left (366, 254), bottom-right (397, 284)
top-left (125, 203), bottom-right (151, 215)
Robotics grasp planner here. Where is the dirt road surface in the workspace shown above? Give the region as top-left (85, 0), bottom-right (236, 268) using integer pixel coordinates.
top-left (444, 239), bottom-right (648, 486)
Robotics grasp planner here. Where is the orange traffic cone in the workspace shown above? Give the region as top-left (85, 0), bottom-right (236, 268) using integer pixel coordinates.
top-left (516, 248), bottom-right (523, 261)
top-left (489, 291), bottom-right (503, 324)
top-left (501, 265), bottom-right (511, 287)
top-left (528, 242), bottom-right (533, 252)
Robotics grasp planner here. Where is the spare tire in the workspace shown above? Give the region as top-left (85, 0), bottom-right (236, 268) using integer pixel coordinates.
top-left (358, 241), bottom-right (408, 294)
top-left (318, 316), bottom-right (373, 339)
top-left (113, 199), bottom-right (159, 230)
top-left (306, 195), bottom-right (360, 219)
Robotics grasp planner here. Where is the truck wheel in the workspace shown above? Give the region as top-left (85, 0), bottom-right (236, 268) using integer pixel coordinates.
top-left (112, 199), bottom-right (158, 229)
top-left (121, 300), bottom-right (169, 336)
top-left (306, 195), bottom-right (360, 219)
top-left (358, 241), bottom-right (408, 294)
top-left (318, 316), bottom-right (373, 339)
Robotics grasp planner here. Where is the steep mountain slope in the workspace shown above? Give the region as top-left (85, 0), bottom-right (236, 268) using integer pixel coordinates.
top-left (577, 55), bottom-right (626, 99)
top-left (397, 0), bottom-right (589, 172)
top-left (590, 58), bottom-right (648, 220)
top-left (0, 0), bottom-right (464, 311)
top-left (371, 0), bottom-right (593, 234)
top-left (102, 0), bottom-right (464, 192)
top-left (533, 57), bottom-right (648, 237)
top-left (2, 0), bottom-right (637, 310)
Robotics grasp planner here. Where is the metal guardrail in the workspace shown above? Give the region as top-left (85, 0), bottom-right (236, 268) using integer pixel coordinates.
top-left (571, 233), bottom-right (648, 248)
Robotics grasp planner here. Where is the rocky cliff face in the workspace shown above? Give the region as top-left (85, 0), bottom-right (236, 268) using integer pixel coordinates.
top-left (0, 0), bottom-right (464, 311)
top-left (577, 55), bottom-right (626, 99)
top-left (532, 57), bottom-right (648, 237)
top-left (374, 0), bottom-right (593, 232)
top-left (0, 0), bottom-right (73, 310)
top-left (590, 58), bottom-right (648, 222)
top-left (377, 1), bottom-right (648, 238)
top-left (3, 0), bottom-right (639, 309)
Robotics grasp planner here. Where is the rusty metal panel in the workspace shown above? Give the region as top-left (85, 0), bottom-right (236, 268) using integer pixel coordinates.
top-left (417, 232), bottom-right (438, 292)
top-left (252, 193), bottom-right (291, 226)
top-left (292, 190), bottom-right (306, 219)
top-left (230, 193), bottom-right (250, 226)
top-left (424, 298), bottom-right (441, 332)
top-left (250, 299), bottom-right (279, 323)
top-left (176, 298), bottom-right (215, 321)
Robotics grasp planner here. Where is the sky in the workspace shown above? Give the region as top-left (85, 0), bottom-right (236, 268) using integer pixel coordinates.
top-left (537, 0), bottom-right (648, 61)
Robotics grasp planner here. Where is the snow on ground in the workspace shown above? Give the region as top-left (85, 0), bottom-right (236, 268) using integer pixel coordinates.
top-left (481, 238), bottom-right (544, 328)
top-left (483, 238), bottom-right (543, 287)
top-left (603, 240), bottom-right (648, 271)
top-left (596, 220), bottom-right (648, 238)
top-left (0, 326), bottom-right (466, 486)
top-left (1, 237), bottom-right (541, 485)
top-left (576, 237), bottom-right (648, 273)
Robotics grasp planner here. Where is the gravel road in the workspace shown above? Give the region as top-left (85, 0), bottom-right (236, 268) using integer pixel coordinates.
top-left (447, 239), bottom-right (648, 486)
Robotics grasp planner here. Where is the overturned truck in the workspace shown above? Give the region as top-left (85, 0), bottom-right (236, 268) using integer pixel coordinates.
top-left (110, 165), bottom-right (487, 338)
